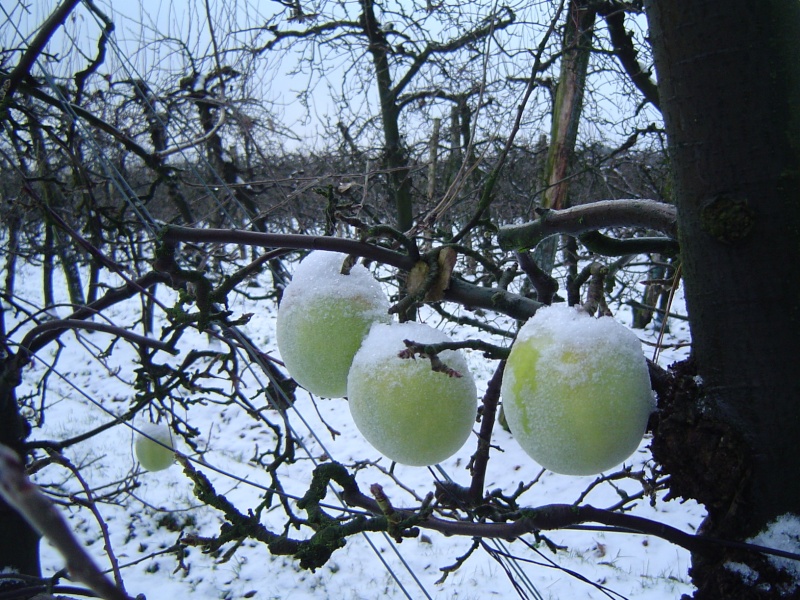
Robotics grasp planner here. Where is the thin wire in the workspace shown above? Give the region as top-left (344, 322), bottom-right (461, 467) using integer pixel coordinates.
top-left (430, 463), bottom-right (546, 599)
top-left (0, 3), bottom-right (160, 237)
top-left (480, 541), bottom-right (532, 600)
top-left (493, 539), bottom-right (546, 600)
top-left (222, 326), bottom-right (427, 600)
top-left (505, 538), bottom-right (631, 600)
top-left (16, 343), bottom-right (371, 518)
top-left (21, 328), bottom-right (424, 600)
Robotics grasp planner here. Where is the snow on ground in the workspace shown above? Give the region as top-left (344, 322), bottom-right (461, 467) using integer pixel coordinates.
top-left (6, 251), bottom-right (703, 599)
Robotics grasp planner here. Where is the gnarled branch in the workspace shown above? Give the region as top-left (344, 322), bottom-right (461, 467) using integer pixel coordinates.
top-left (497, 199), bottom-right (678, 252)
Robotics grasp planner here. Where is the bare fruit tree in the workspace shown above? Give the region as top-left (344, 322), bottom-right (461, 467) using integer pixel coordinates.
top-left (1, 1), bottom-right (797, 599)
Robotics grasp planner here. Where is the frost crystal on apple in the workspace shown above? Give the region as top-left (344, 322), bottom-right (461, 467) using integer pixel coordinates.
top-left (135, 422), bottom-right (175, 472)
top-left (280, 251), bottom-right (389, 307)
top-left (501, 303), bottom-right (655, 476)
top-left (347, 322), bottom-right (477, 466)
top-left (276, 251), bottom-right (390, 398)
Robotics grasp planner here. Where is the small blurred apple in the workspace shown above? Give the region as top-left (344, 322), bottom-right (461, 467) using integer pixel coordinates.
top-left (135, 422), bottom-right (175, 472)
top-left (347, 322), bottom-right (477, 466)
top-left (501, 304), bottom-right (654, 476)
top-left (276, 252), bottom-right (391, 398)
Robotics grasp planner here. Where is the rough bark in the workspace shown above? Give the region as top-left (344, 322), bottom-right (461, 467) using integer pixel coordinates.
top-left (645, 0), bottom-right (800, 596)
top-left (536, 0), bottom-right (595, 275)
top-left (542, 0), bottom-right (595, 212)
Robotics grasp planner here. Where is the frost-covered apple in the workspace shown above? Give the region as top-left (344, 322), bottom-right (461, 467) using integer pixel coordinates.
top-left (501, 304), bottom-right (654, 476)
top-left (276, 252), bottom-right (390, 398)
top-left (135, 422), bottom-right (175, 472)
top-left (347, 322), bottom-right (477, 466)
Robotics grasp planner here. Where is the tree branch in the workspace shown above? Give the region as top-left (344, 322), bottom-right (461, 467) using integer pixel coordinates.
top-left (17, 319), bottom-right (177, 365)
top-left (392, 7), bottom-right (516, 98)
top-left (0, 445), bottom-right (135, 600)
top-left (515, 250), bottom-right (558, 304)
top-left (9, 74), bottom-right (159, 169)
top-left (254, 20), bottom-right (361, 55)
top-left (2, 0), bottom-right (82, 100)
top-left (601, 5), bottom-right (660, 110)
top-left (497, 199), bottom-right (678, 252)
top-left (579, 230), bottom-right (679, 256)
top-left (331, 471), bottom-right (800, 563)
top-left (469, 361), bottom-right (506, 503)
top-left (160, 225), bottom-right (416, 271)
top-left (443, 278), bottom-right (542, 321)
top-left (161, 226), bottom-right (544, 320)
top-left (10, 271), bottom-right (169, 358)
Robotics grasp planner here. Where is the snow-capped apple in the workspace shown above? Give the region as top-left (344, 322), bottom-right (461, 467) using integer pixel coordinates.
top-left (347, 322), bottom-right (477, 466)
top-left (135, 422), bottom-right (175, 472)
top-left (501, 304), bottom-right (654, 476)
top-left (276, 252), bottom-right (390, 398)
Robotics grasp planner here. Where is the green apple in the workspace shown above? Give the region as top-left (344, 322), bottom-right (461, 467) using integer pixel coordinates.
top-left (276, 252), bottom-right (390, 398)
top-left (135, 422), bottom-right (175, 472)
top-left (347, 322), bottom-right (477, 466)
top-left (501, 304), bottom-right (654, 476)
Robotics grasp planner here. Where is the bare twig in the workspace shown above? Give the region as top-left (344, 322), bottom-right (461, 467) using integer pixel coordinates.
top-left (582, 263), bottom-right (612, 316)
top-left (156, 106), bottom-right (226, 158)
top-left (400, 338), bottom-right (509, 363)
top-left (17, 319), bottom-right (177, 364)
top-left (0, 445), bottom-right (135, 600)
top-left (468, 361), bottom-right (506, 504)
top-left (398, 341), bottom-right (463, 377)
top-left (50, 454), bottom-right (127, 592)
top-left (3, 0), bottom-right (82, 99)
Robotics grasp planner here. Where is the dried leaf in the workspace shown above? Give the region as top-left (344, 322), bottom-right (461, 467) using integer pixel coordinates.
top-left (406, 260), bottom-right (430, 297)
top-left (426, 247), bottom-right (457, 301)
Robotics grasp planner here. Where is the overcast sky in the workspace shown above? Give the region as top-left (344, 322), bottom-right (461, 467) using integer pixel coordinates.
top-left (3, 0), bottom-right (658, 152)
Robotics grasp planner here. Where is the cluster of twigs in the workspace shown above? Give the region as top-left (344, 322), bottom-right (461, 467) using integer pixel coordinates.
top-left (2, 2), bottom-right (792, 599)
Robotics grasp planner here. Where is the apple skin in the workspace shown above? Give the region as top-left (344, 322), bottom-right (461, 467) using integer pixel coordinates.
top-left (135, 423), bottom-right (175, 472)
top-left (276, 252), bottom-right (390, 398)
top-left (501, 304), bottom-right (654, 476)
top-left (347, 322), bottom-right (477, 466)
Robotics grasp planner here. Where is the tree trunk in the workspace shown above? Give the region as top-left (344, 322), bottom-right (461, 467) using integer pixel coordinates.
top-left (360, 0), bottom-right (414, 232)
top-left (536, 0), bottom-right (595, 275)
top-left (542, 0), bottom-right (595, 212)
top-left (57, 237), bottom-right (86, 308)
top-left (0, 502), bottom-right (41, 590)
top-left (646, 1), bottom-right (800, 596)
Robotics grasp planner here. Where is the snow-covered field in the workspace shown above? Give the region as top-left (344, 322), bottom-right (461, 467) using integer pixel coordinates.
top-left (7, 251), bottom-right (704, 600)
